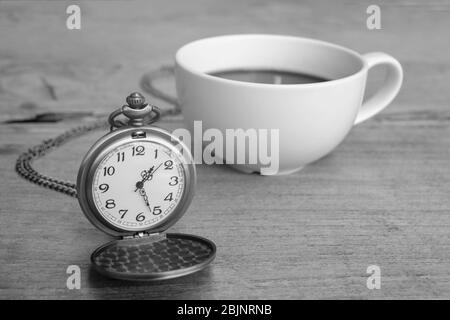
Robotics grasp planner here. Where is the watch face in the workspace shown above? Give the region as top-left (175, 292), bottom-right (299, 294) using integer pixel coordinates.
top-left (91, 140), bottom-right (186, 231)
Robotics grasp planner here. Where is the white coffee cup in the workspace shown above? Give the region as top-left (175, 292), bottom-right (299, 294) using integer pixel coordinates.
top-left (174, 34), bottom-right (403, 175)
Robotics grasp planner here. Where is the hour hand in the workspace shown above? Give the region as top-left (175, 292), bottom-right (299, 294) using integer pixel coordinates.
top-left (134, 166), bottom-right (154, 191)
top-left (138, 188), bottom-right (151, 208)
top-left (141, 166), bottom-right (155, 181)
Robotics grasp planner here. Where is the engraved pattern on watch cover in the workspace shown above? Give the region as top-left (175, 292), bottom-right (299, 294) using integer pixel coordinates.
top-left (91, 233), bottom-right (216, 281)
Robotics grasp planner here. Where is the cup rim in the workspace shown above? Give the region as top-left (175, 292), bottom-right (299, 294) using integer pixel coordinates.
top-left (175, 34), bottom-right (367, 88)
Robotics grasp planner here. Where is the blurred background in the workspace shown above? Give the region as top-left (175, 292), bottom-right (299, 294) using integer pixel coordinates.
top-left (0, 0), bottom-right (448, 122)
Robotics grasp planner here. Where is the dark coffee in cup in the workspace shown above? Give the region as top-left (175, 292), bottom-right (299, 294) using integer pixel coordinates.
top-left (210, 69), bottom-right (329, 84)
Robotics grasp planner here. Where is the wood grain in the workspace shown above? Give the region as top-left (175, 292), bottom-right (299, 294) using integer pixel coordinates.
top-left (0, 0), bottom-right (449, 299)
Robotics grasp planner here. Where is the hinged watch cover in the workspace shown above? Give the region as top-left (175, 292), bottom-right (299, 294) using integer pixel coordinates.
top-left (91, 233), bottom-right (216, 281)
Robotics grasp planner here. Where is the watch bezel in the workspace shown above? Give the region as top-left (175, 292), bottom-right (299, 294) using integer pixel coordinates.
top-left (77, 126), bottom-right (196, 237)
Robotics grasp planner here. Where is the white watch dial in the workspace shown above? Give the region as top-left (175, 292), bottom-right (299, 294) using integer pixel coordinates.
top-left (91, 141), bottom-right (185, 231)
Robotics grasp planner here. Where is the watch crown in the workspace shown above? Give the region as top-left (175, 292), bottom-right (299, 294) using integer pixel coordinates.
top-left (109, 91), bottom-right (160, 129)
top-left (126, 92), bottom-right (146, 109)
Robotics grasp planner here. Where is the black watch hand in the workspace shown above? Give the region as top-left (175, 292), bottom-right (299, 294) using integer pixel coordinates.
top-left (138, 188), bottom-right (151, 211)
top-left (134, 166), bottom-right (154, 191)
top-left (149, 163), bottom-right (163, 179)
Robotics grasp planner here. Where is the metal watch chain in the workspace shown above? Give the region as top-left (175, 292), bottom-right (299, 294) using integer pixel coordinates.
top-left (15, 67), bottom-right (179, 198)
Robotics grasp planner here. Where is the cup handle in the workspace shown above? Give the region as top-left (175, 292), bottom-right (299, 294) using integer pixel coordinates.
top-left (354, 52), bottom-right (403, 125)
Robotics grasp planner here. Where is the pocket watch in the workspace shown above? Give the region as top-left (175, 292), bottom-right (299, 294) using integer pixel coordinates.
top-left (76, 92), bottom-right (216, 281)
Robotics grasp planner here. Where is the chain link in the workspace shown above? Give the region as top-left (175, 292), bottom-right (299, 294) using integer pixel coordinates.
top-left (15, 119), bottom-right (108, 197)
top-left (15, 66), bottom-right (178, 198)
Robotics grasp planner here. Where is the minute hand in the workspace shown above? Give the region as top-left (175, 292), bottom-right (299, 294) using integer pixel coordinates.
top-left (148, 163), bottom-right (163, 179)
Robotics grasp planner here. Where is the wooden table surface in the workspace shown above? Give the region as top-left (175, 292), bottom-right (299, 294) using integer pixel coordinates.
top-left (1, 0), bottom-right (449, 299)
